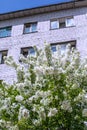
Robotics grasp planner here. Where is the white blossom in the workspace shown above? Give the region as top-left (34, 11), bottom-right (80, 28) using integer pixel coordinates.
top-left (61, 100), bottom-right (72, 112)
top-left (82, 109), bottom-right (87, 117)
top-left (48, 108), bottom-right (58, 117)
top-left (18, 106), bottom-right (29, 120)
top-left (0, 44), bottom-right (87, 129)
top-left (40, 98), bottom-right (51, 106)
top-left (15, 95), bottom-right (24, 102)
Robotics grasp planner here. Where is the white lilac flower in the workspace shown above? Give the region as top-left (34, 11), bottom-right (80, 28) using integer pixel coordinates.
top-left (33, 119), bottom-right (40, 125)
top-left (63, 91), bottom-right (67, 97)
top-left (39, 111), bottom-right (46, 120)
top-left (35, 90), bottom-right (44, 97)
top-left (83, 94), bottom-right (87, 103)
top-left (15, 95), bottom-right (24, 102)
top-left (18, 106), bottom-right (29, 120)
top-left (34, 66), bottom-right (44, 75)
top-left (74, 115), bottom-right (79, 120)
top-left (38, 107), bottom-right (46, 120)
top-left (48, 108), bottom-right (58, 117)
top-left (6, 121), bottom-right (12, 128)
top-left (22, 109), bottom-right (29, 118)
top-left (71, 84), bottom-right (78, 89)
top-left (61, 100), bottom-right (72, 112)
top-left (40, 98), bottom-right (51, 106)
top-left (55, 95), bottom-right (58, 100)
top-left (16, 66), bottom-right (24, 72)
top-left (11, 103), bottom-right (18, 109)
top-left (28, 95), bottom-right (36, 102)
top-left (85, 94), bottom-right (87, 98)
top-left (4, 98), bottom-right (11, 106)
top-left (0, 89), bottom-right (4, 96)
top-left (34, 90), bottom-right (51, 99)
top-left (24, 73), bottom-right (30, 79)
top-left (16, 83), bottom-right (24, 89)
top-left (44, 90), bottom-right (51, 97)
top-left (74, 91), bottom-right (86, 102)
top-left (32, 104), bottom-right (38, 112)
top-left (24, 79), bottom-right (31, 86)
top-left (82, 109), bottom-right (87, 117)
top-left (7, 125), bottom-right (19, 130)
top-left (45, 66), bottom-right (54, 74)
top-left (0, 119), bottom-right (6, 128)
top-left (84, 121), bottom-right (87, 126)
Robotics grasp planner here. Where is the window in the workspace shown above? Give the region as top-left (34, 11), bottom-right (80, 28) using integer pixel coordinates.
top-left (21, 47), bottom-right (35, 57)
top-left (66, 17), bottom-right (75, 27)
top-left (59, 18), bottom-right (66, 28)
top-left (0, 50), bottom-right (8, 64)
top-left (51, 44), bottom-right (66, 54)
top-left (50, 20), bottom-right (59, 29)
top-left (51, 41), bottom-right (76, 54)
top-left (0, 26), bottom-right (12, 38)
top-left (50, 16), bottom-right (74, 29)
top-left (24, 22), bottom-right (37, 34)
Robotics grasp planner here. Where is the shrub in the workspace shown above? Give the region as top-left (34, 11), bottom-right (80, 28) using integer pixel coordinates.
top-left (0, 44), bottom-right (87, 130)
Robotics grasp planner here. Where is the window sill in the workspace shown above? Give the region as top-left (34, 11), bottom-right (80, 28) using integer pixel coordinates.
top-left (0, 36), bottom-right (11, 39)
top-left (23, 31), bottom-right (38, 35)
top-left (50, 26), bottom-right (75, 30)
top-left (50, 28), bottom-right (58, 30)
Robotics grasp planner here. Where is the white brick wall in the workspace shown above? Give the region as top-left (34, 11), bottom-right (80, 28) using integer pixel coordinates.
top-left (0, 7), bottom-right (87, 83)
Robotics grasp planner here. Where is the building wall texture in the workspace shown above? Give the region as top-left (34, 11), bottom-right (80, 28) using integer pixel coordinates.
top-left (0, 7), bottom-right (87, 83)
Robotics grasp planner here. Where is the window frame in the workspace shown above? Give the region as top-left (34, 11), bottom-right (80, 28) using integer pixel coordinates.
top-left (21, 47), bottom-right (35, 58)
top-left (65, 17), bottom-right (75, 27)
top-left (0, 50), bottom-right (8, 64)
top-left (23, 22), bottom-right (38, 34)
top-left (50, 19), bottom-right (59, 30)
top-left (0, 26), bottom-right (12, 38)
top-left (59, 17), bottom-right (66, 29)
top-left (51, 40), bottom-right (76, 54)
top-left (50, 16), bottom-right (75, 30)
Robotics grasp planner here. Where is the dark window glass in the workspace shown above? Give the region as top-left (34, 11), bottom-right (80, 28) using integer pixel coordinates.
top-left (0, 50), bottom-right (8, 64)
top-left (59, 18), bottom-right (65, 28)
top-left (21, 47), bottom-right (35, 57)
top-left (51, 45), bottom-right (57, 52)
top-left (59, 22), bottom-right (65, 28)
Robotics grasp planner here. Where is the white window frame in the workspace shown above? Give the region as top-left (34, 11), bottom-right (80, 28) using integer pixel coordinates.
top-left (50, 20), bottom-right (59, 29)
top-left (24, 22), bottom-right (37, 33)
top-left (65, 17), bottom-right (75, 27)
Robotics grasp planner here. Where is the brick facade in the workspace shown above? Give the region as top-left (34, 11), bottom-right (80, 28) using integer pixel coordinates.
top-left (0, 5), bottom-right (87, 83)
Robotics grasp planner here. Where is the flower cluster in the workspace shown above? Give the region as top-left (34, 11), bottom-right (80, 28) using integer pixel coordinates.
top-left (0, 44), bottom-right (87, 130)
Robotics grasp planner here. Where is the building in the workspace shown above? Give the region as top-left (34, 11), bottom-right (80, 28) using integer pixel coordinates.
top-left (0, 0), bottom-right (87, 83)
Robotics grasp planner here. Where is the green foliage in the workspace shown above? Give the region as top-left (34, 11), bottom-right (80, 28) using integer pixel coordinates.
top-left (0, 44), bottom-right (87, 130)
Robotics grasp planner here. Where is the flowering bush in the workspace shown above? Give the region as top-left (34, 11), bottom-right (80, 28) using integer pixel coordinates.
top-left (0, 44), bottom-right (87, 130)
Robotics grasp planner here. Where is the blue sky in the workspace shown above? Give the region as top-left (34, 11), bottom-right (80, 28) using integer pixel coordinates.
top-left (0, 0), bottom-right (72, 14)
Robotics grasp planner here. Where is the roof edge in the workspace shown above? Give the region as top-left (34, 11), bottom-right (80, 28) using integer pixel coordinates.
top-left (0, 0), bottom-right (86, 21)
